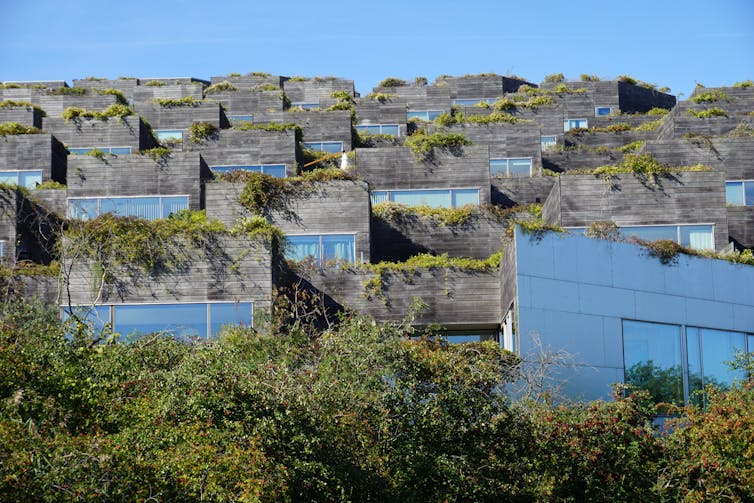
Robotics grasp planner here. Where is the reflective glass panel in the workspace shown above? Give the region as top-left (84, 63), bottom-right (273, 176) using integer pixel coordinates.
top-left (128, 197), bottom-right (161, 220)
top-left (161, 196), bottom-right (189, 217)
top-left (623, 320), bottom-right (684, 405)
top-left (445, 334), bottom-right (482, 344)
top-left (407, 111), bottom-right (428, 121)
top-left (209, 302), bottom-right (253, 337)
top-left (699, 328), bottom-right (746, 389)
top-left (62, 305), bottom-right (111, 336)
top-left (68, 148), bottom-right (92, 155)
top-left (321, 234), bottom-right (355, 264)
top-left (679, 225), bottom-right (714, 250)
top-left (229, 115), bottom-right (253, 123)
top-left (212, 166), bottom-right (261, 175)
top-left (155, 130), bottom-right (183, 142)
top-left (392, 189), bottom-right (451, 208)
top-left (380, 125), bottom-right (400, 136)
top-left (621, 225), bottom-right (677, 242)
top-left (0, 172), bottom-right (17, 185)
top-left (452, 189), bottom-right (479, 207)
top-left (745, 181), bottom-right (754, 206)
top-left (67, 199), bottom-right (99, 220)
top-left (596, 107), bottom-right (612, 116)
top-left (115, 303), bottom-right (207, 340)
top-left (262, 165), bottom-right (286, 178)
top-left (320, 141), bottom-right (343, 154)
top-left (508, 158), bottom-right (532, 177)
top-left (489, 159), bottom-right (508, 176)
top-left (108, 147), bottom-right (132, 155)
top-left (726, 182), bottom-right (744, 205)
top-left (285, 235), bottom-right (320, 262)
top-left (356, 125), bottom-right (381, 134)
top-left (17, 170), bottom-right (42, 188)
top-left (370, 191), bottom-right (388, 205)
top-left (541, 135), bottom-right (557, 150)
top-left (99, 197), bottom-right (121, 216)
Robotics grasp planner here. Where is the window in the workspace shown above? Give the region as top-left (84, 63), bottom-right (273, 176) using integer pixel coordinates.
top-left (620, 224), bottom-right (714, 251)
top-left (502, 309), bottom-right (516, 352)
top-left (370, 188), bottom-right (479, 208)
top-left (595, 106), bottom-right (613, 116)
top-left (451, 98), bottom-right (497, 107)
top-left (540, 135), bottom-right (557, 151)
top-left (0, 240), bottom-right (4, 258)
top-left (67, 195), bottom-right (189, 221)
top-left (154, 130), bottom-right (183, 143)
top-left (285, 234), bottom-right (355, 266)
top-left (725, 181), bottom-right (754, 206)
top-left (68, 146), bottom-right (132, 155)
top-left (490, 158), bottom-right (532, 177)
top-left (623, 320), bottom-right (752, 406)
top-left (303, 141), bottom-right (343, 154)
top-left (355, 124), bottom-right (400, 137)
top-left (564, 118), bottom-right (588, 131)
top-left (62, 301), bottom-right (253, 340)
top-left (291, 102), bottom-right (319, 110)
top-left (211, 164), bottom-right (286, 178)
top-left (0, 169), bottom-right (42, 188)
top-left (228, 114), bottom-right (253, 124)
top-left (407, 110), bottom-right (443, 122)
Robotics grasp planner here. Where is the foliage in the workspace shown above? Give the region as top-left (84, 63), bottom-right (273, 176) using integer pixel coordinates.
top-left (589, 123), bottom-right (632, 133)
top-left (363, 92), bottom-right (395, 102)
top-left (493, 94), bottom-right (555, 111)
top-left (143, 80), bottom-right (166, 86)
top-left (552, 83), bottom-right (588, 94)
top-left (733, 80), bottom-right (753, 88)
top-left (252, 83), bottom-right (280, 91)
top-left (413, 76), bottom-right (428, 86)
top-left (687, 107), bottom-right (728, 118)
top-left (84, 148), bottom-right (107, 160)
top-left (619, 140), bottom-right (645, 153)
top-left (0, 122), bottom-right (42, 135)
top-left (139, 146), bottom-right (172, 162)
top-left (204, 80), bottom-right (238, 94)
top-left (35, 180), bottom-right (66, 190)
top-left (617, 75), bottom-right (638, 85)
top-left (646, 107), bottom-right (670, 115)
top-left (586, 220), bottom-right (621, 240)
top-left (153, 96), bottom-right (203, 107)
top-left (372, 201), bottom-right (475, 226)
top-left (580, 73), bottom-right (600, 81)
top-left (511, 219), bottom-right (565, 239)
top-left (692, 89), bottom-right (728, 103)
top-left (187, 121), bottom-right (218, 143)
top-left (543, 73), bottom-right (565, 83)
top-left (233, 121), bottom-right (302, 141)
top-left (61, 103), bottom-right (132, 121)
top-left (377, 77), bottom-right (408, 87)
top-left (404, 131), bottom-right (471, 160)
top-left (464, 111), bottom-right (521, 124)
top-left (728, 122), bottom-right (754, 137)
top-left (633, 119), bottom-right (663, 131)
top-left (95, 88), bottom-right (128, 105)
top-left (0, 100), bottom-right (46, 116)
top-left (46, 87), bottom-right (87, 96)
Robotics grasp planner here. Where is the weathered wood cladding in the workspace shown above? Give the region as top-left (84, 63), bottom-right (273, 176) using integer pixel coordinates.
top-left (0, 105), bottom-right (43, 128)
top-left (134, 101), bottom-right (226, 130)
top-left (283, 78), bottom-right (355, 104)
top-left (72, 78), bottom-right (140, 101)
top-left (371, 85), bottom-right (452, 112)
top-left (61, 235), bottom-right (274, 312)
top-left (645, 138), bottom-right (754, 179)
top-left (371, 210), bottom-right (509, 261)
top-left (543, 149), bottom-right (624, 172)
top-left (205, 180), bottom-right (372, 263)
top-left (39, 94), bottom-right (118, 117)
top-left (184, 129), bottom-right (297, 176)
top-left (492, 176), bottom-right (556, 206)
top-left (0, 134), bottom-right (68, 184)
top-left (617, 81), bottom-right (676, 112)
top-left (132, 83), bottom-right (205, 102)
top-left (43, 116), bottom-right (157, 151)
top-left (209, 74), bottom-right (286, 88)
top-left (547, 171), bottom-right (729, 250)
top-left (564, 129), bottom-right (655, 149)
top-left (0, 189), bottom-right (18, 263)
top-left (727, 207), bottom-right (754, 249)
top-left (460, 105), bottom-right (565, 137)
top-left (203, 90), bottom-right (286, 117)
top-left (355, 98), bottom-right (409, 136)
top-left (541, 180), bottom-right (561, 225)
top-left (30, 189), bottom-right (67, 218)
top-left (299, 267), bottom-right (501, 329)
top-left (288, 110), bottom-right (353, 149)
top-left (436, 75), bottom-right (534, 98)
top-left (355, 145), bottom-right (492, 203)
top-left (66, 152), bottom-right (206, 210)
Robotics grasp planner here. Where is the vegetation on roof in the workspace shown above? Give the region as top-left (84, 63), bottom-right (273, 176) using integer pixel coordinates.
top-left (139, 146), bottom-right (172, 162)
top-left (187, 121), bottom-right (218, 143)
top-left (493, 94), bottom-right (556, 110)
top-left (204, 81), bottom-right (238, 94)
top-left (733, 80), bottom-right (753, 88)
top-left (143, 80), bottom-right (166, 86)
top-left (372, 202), bottom-right (476, 226)
top-left (0, 122), bottom-right (43, 135)
top-left (566, 153), bottom-right (711, 178)
top-left (61, 103), bottom-right (132, 121)
top-left (687, 107), bottom-right (728, 118)
top-left (0, 100), bottom-right (46, 117)
top-left (404, 131), bottom-right (471, 160)
top-left (646, 107), bottom-right (670, 116)
top-left (232, 121), bottom-right (302, 141)
top-left (45, 87), bottom-right (87, 96)
top-left (363, 92), bottom-right (396, 103)
top-left (543, 73), bottom-right (565, 83)
top-left (580, 74), bottom-right (601, 82)
top-left (95, 88), bottom-right (128, 105)
top-left (377, 77), bottom-right (408, 87)
top-left (152, 96), bottom-right (203, 107)
top-left (692, 90), bottom-right (728, 103)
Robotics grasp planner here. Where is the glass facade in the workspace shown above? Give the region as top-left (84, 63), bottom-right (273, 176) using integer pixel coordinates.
top-left (154, 130), bottom-right (183, 143)
top-left (489, 158), bottom-right (532, 177)
top-left (68, 147), bottom-right (132, 155)
top-left (355, 124), bottom-right (400, 136)
top-left (564, 118), bottom-right (588, 131)
top-left (623, 320), bottom-right (752, 405)
top-left (62, 301), bottom-right (253, 340)
top-left (0, 169), bottom-right (43, 188)
top-left (407, 110), bottom-right (443, 122)
top-left (725, 181), bottom-right (754, 206)
top-left (451, 98), bottom-right (497, 107)
top-left (291, 103), bottom-right (319, 110)
top-left (595, 106), bottom-right (612, 116)
top-left (285, 234), bottom-right (355, 266)
top-left (303, 141), bottom-right (343, 154)
top-left (540, 135), bottom-right (557, 151)
top-left (228, 114), bottom-right (253, 124)
top-left (211, 164), bottom-right (286, 178)
top-left (68, 195), bottom-right (189, 220)
top-left (370, 188), bottom-right (479, 208)
top-left (619, 224), bottom-right (714, 251)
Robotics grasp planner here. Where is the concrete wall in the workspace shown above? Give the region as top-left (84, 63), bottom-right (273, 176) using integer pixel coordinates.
top-left (355, 145), bottom-right (492, 204)
top-left (513, 226), bottom-right (754, 401)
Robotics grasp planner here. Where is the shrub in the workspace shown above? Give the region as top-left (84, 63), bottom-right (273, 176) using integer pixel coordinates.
top-left (617, 75), bottom-right (638, 85)
top-left (0, 122), bottom-right (42, 135)
top-left (646, 107), bottom-right (670, 116)
top-left (692, 90), bottom-right (728, 103)
top-left (204, 81), bottom-right (238, 94)
top-left (377, 77), bottom-right (408, 87)
top-left (586, 220), bottom-right (621, 240)
top-left (187, 122), bottom-right (218, 143)
top-left (733, 80), bottom-right (753, 88)
top-left (153, 96), bottom-right (202, 107)
top-left (363, 92), bottom-right (395, 103)
top-left (543, 73), bottom-right (564, 83)
top-left (404, 131), bottom-right (471, 160)
top-left (61, 104), bottom-right (132, 121)
top-left (580, 74), bottom-right (600, 82)
top-left (96, 88), bottom-right (128, 104)
top-left (143, 80), bottom-right (166, 86)
top-left (687, 107), bottom-right (728, 118)
top-left (46, 87), bottom-right (86, 96)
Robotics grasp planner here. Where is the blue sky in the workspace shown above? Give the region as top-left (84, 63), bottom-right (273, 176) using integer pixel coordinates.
top-left (1, 0), bottom-right (752, 99)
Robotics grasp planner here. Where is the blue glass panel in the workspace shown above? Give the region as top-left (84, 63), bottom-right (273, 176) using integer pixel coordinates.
top-left (209, 302), bottom-right (253, 337)
top-left (745, 181), bottom-right (754, 206)
top-left (356, 125), bottom-right (381, 134)
top-left (109, 147), bottom-right (132, 155)
top-left (130, 197), bottom-right (161, 220)
top-left (686, 327), bottom-right (704, 404)
top-left (541, 135), bottom-right (557, 150)
top-left (67, 199), bottom-right (99, 220)
top-left (229, 115), bottom-right (253, 123)
top-left (320, 142), bottom-right (343, 154)
top-left (285, 235), bottom-right (320, 262)
top-left (452, 99), bottom-right (484, 107)
top-left (392, 189), bottom-right (451, 208)
top-left (371, 191), bottom-right (388, 205)
top-left (115, 303), bottom-right (207, 340)
top-left (699, 328), bottom-right (746, 390)
top-left (426, 111), bottom-right (442, 121)
top-left (99, 197), bottom-right (122, 216)
top-left (380, 125), bottom-right (400, 136)
top-left (296, 103), bottom-right (319, 110)
top-left (620, 225), bottom-right (677, 242)
top-left (679, 225), bottom-right (714, 250)
top-left (17, 170), bottom-right (42, 188)
top-left (445, 334), bottom-right (482, 344)
top-left (407, 111), bottom-right (428, 121)
top-left (68, 147), bottom-right (92, 155)
top-left (262, 164), bottom-right (286, 178)
top-left (452, 189), bottom-right (479, 207)
top-left (0, 172), bottom-right (18, 185)
top-left (596, 107), bottom-right (612, 116)
top-left (155, 130), bottom-right (183, 142)
top-left (62, 305), bottom-right (111, 336)
top-left (489, 159), bottom-right (508, 176)
top-left (161, 196), bottom-right (189, 217)
top-left (211, 165), bottom-right (261, 175)
top-left (321, 235), bottom-right (355, 264)
top-left (623, 320), bottom-right (684, 405)
top-left (508, 158), bottom-right (532, 177)
top-left (726, 182), bottom-right (744, 205)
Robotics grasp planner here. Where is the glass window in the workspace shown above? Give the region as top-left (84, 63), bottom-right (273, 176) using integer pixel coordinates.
top-left (0, 170), bottom-right (42, 188)
top-left (228, 114), bottom-right (253, 123)
top-left (392, 189), bottom-right (451, 207)
top-left (620, 225), bottom-right (678, 242)
top-left (155, 130), bottom-right (183, 142)
top-left (292, 103), bottom-right (319, 110)
top-left (490, 158), bottom-right (532, 177)
top-left (370, 191), bottom-right (389, 205)
top-left (678, 225), bottom-right (714, 250)
top-left (262, 164), bottom-right (286, 178)
top-left (746, 181), bottom-right (754, 206)
top-left (285, 234), bottom-right (355, 266)
top-left (286, 235), bottom-right (320, 262)
top-left (209, 302), bottom-right (253, 337)
top-left (161, 196), bottom-right (189, 217)
top-left (68, 147), bottom-right (93, 155)
top-left (451, 98), bottom-right (496, 107)
top-left (62, 305), bottom-right (111, 336)
top-left (445, 334), bottom-right (482, 344)
top-left (452, 189), bottom-right (479, 207)
top-left (108, 147), bottom-right (132, 155)
top-left (321, 235), bottom-right (355, 264)
top-left (212, 165), bottom-right (262, 175)
top-left (407, 110), bottom-right (443, 122)
top-left (67, 196), bottom-right (188, 221)
top-left (623, 320), bottom-right (684, 405)
top-left (541, 135), bottom-right (557, 151)
top-left (564, 118), bottom-right (588, 131)
top-left (67, 198), bottom-right (99, 220)
top-left (0, 172), bottom-right (17, 185)
top-left (726, 181), bottom-right (744, 205)
top-left (687, 327), bottom-right (746, 405)
top-left (0, 240), bottom-right (3, 258)
top-left (355, 124), bottom-right (399, 137)
top-left (595, 106), bottom-right (612, 116)
top-left (303, 141), bottom-right (343, 154)
top-left (115, 303), bottom-right (208, 340)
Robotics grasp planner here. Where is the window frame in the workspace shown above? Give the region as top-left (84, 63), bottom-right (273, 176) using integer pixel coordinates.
top-left (291, 102), bottom-right (319, 110)
top-left (302, 141), bottom-right (344, 154)
top-left (725, 180), bottom-right (754, 206)
top-left (451, 98), bottom-right (497, 107)
top-left (595, 106), bottom-right (613, 116)
top-left (153, 129), bottom-right (184, 143)
top-left (566, 223), bottom-right (715, 251)
top-left (0, 169), bottom-right (43, 188)
top-left (68, 146), bottom-right (133, 155)
top-left (370, 187), bottom-right (480, 208)
top-left (406, 110), bottom-right (444, 122)
top-left (563, 118), bottom-right (588, 131)
top-left (227, 114), bottom-right (253, 124)
top-left (489, 157), bottom-right (533, 177)
top-left (284, 232), bottom-right (357, 267)
top-left (354, 124), bottom-right (400, 137)
top-left (540, 135), bottom-right (557, 151)
top-left (210, 164), bottom-right (287, 178)
top-left (67, 194), bottom-right (190, 220)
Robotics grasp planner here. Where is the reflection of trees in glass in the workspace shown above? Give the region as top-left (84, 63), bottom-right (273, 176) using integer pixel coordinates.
top-left (625, 360), bottom-right (684, 406)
